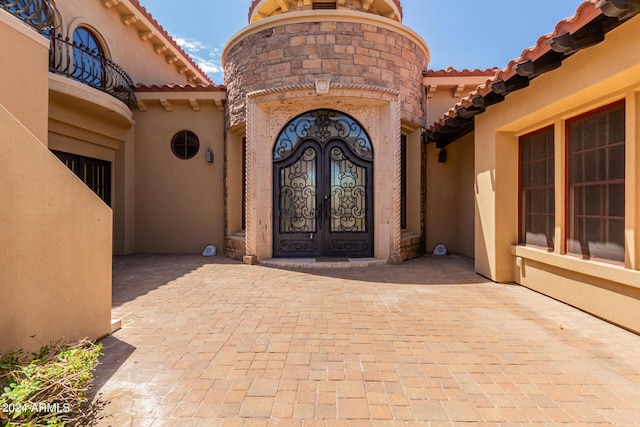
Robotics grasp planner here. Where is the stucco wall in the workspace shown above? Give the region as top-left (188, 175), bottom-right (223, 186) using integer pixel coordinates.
top-left (0, 11), bottom-right (49, 142)
top-left (54, 0), bottom-right (193, 85)
top-left (473, 14), bottom-right (640, 282)
top-left (249, 0), bottom-right (403, 22)
top-left (134, 103), bottom-right (225, 253)
top-left (0, 103), bottom-right (112, 354)
top-left (426, 132), bottom-right (474, 258)
top-left (1, 10), bottom-right (111, 353)
top-left (469, 16), bottom-right (640, 331)
top-left (48, 75), bottom-right (136, 255)
top-left (224, 11), bottom-right (428, 128)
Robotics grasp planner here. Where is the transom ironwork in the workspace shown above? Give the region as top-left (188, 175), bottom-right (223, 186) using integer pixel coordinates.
top-left (273, 109), bottom-right (373, 161)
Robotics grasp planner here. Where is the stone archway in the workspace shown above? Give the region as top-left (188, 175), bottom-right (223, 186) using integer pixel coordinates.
top-left (243, 82), bottom-right (402, 263)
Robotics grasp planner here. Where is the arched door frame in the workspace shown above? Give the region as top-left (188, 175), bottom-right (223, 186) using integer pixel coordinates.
top-left (272, 109), bottom-right (375, 258)
top-left (243, 83), bottom-right (402, 263)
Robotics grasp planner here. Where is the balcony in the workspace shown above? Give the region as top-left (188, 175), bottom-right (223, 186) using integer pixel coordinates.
top-left (0, 0), bottom-right (56, 32)
top-left (1, 0), bottom-right (136, 108)
top-left (49, 34), bottom-right (137, 109)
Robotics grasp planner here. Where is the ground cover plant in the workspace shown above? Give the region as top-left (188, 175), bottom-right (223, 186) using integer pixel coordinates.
top-left (0, 339), bottom-right (102, 427)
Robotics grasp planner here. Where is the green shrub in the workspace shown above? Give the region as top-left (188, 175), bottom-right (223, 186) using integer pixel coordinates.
top-left (0, 339), bottom-right (102, 427)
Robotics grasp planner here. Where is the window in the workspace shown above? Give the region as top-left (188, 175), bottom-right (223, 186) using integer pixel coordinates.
top-left (519, 127), bottom-right (555, 249)
top-left (567, 102), bottom-right (625, 263)
top-left (52, 150), bottom-right (111, 206)
top-left (72, 26), bottom-right (104, 88)
top-left (313, 2), bottom-right (337, 9)
top-left (171, 131), bottom-right (200, 159)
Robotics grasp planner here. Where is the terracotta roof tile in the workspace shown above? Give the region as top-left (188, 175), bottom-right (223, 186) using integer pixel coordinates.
top-left (427, 0), bottom-right (623, 142)
top-left (424, 67), bottom-right (499, 77)
top-left (129, 0), bottom-right (213, 85)
top-left (134, 83), bottom-right (226, 92)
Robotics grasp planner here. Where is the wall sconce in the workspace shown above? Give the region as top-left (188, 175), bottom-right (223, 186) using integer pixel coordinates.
top-left (438, 148), bottom-right (447, 163)
top-left (205, 148), bottom-right (214, 163)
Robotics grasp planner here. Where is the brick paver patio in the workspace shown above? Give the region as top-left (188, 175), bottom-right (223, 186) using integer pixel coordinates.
top-left (93, 254), bottom-right (640, 426)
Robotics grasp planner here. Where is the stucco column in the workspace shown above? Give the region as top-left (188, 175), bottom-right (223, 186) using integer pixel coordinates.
top-left (627, 90), bottom-right (640, 270)
top-left (474, 117), bottom-right (518, 282)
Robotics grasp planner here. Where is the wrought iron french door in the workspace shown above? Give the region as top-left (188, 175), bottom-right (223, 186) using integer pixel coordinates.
top-left (273, 139), bottom-right (374, 257)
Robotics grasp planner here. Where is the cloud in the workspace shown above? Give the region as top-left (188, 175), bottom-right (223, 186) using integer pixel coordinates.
top-left (173, 36), bottom-right (206, 53)
top-left (172, 34), bottom-right (224, 83)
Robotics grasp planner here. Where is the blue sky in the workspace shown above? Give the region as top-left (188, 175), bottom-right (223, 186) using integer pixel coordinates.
top-left (138, 0), bottom-right (586, 84)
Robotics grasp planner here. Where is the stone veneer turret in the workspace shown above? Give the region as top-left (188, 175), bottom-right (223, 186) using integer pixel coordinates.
top-left (223, 3), bottom-right (428, 129)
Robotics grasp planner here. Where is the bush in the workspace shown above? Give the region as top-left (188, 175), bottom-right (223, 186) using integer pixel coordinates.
top-left (0, 339), bottom-right (102, 427)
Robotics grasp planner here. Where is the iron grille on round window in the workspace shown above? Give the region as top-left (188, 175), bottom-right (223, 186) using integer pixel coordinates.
top-left (171, 131), bottom-right (199, 159)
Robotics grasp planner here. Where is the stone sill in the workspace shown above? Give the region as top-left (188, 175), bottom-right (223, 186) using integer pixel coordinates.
top-left (511, 245), bottom-right (640, 291)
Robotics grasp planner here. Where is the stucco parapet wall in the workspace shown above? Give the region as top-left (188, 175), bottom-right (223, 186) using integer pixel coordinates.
top-left (49, 72), bottom-right (133, 127)
top-left (0, 8), bottom-right (50, 47)
top-left (248, 0), bottom-right (403, 23)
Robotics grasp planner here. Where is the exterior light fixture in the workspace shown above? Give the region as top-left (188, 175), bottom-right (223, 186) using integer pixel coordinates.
top-left (205, 148), bottom-right (214, 163)
top-left (438, 148), bottom-right (447, 163)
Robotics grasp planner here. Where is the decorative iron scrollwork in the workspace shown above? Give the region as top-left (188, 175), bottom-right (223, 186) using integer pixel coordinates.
top-left (279, 147), bottom-right (317, 234)
top-left (330, 147), bottom-right (367, 232)
top-left (49, 35), bottom-right (137, 108)
top-left (274, 109), bottom-right (373, 161)
top-left (0, 0), bottom-right (60, 32)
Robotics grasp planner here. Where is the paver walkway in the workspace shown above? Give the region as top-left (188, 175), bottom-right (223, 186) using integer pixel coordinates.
top-left (93, 254), bottom-right (640, 426)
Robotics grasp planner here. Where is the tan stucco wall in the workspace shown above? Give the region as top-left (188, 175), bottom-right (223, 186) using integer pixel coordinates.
top-left (512, 246), bottom-right (640, 333)
top-left (474, 15), bottom-right (640, 281)
top-left (226, 130), bottom-right (245, 237)
top-left (426, 132), bottom-right (474, 257)
top-left (469, 16), bottom-right (640, 331)
top-left (0, 104), bottom-right (112, 354)
top-left (0, 11), bottom-right (49, 143)
top-left (403, 126), bottom-right (422, 235)
top-left (54, 0), bottom-right (193, 85)
top-left (134, 102), bottom-right (225, 253)
top-left (48, 75), bottom-right (136, 255)
top-left (250, 0), bottom-right (403, 23)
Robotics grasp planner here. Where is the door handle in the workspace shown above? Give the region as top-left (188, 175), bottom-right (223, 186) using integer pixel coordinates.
top-left (323, 195), bottom-right (329, 219)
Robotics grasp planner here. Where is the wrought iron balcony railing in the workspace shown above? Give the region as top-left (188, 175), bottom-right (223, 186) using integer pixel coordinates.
top-left (49, 34), bottom-right (137, 109)
top-left (2, 1), bottom-right (137, 108)
top-left (0, 0), bottom-right (58, 32)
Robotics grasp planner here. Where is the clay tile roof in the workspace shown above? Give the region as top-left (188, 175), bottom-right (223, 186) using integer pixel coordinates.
top-left (426, 0), bottom-right (637, 146)
top-left (134, 83), bottom-right (226, 92)
top-left (424, 67), bottom-right (500, 77)
top-left (129, 0), bottom-right (213, 85)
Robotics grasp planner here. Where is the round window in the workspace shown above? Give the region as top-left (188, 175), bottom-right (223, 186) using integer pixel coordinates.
top-left (171, 131), bottom-right (199, 159)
